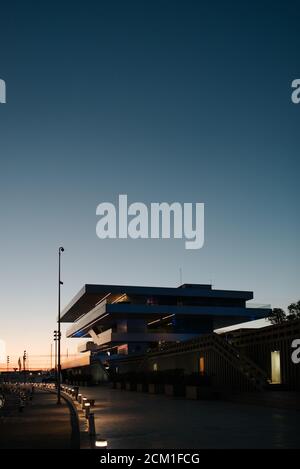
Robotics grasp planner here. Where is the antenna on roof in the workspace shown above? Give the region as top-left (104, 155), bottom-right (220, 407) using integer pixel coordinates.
top-left (179, 267), bottom-right (182, 285)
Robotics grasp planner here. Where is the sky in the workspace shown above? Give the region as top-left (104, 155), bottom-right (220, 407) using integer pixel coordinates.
top-left (0, 1), bottom-right (299, 368)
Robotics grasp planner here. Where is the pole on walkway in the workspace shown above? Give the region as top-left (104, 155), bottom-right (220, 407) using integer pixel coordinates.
top-left (54, 331), bottom-right (58, 382)
top-left (57, 246), bottom-right (64, 405)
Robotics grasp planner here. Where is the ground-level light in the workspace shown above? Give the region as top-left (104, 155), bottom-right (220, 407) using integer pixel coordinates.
top-left (84, 402), bottom-right (91, 418)
top-left (82, 397), bottom-right (87, 409)
top-left (95, 439), bottom-right (108, 448)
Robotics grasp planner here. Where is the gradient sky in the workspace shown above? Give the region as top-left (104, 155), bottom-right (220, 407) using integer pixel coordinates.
top-left (0, 1), bottom-right (299, 368)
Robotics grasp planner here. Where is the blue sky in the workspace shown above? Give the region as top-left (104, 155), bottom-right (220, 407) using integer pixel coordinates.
top-left (0, 1), bottom-right (299, 366)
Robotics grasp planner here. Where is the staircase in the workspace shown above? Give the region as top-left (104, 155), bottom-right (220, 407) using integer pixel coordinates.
top-left (107, 331), bottom-right (270, 391)
top-left (211, 333), bottom-right (269, 391)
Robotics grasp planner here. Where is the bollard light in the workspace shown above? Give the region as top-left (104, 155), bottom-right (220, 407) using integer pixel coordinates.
top-left (73, 387), bottom-right (79, 400)
top-left (95, 438), bottom-right (108, 448)
top-left (84, 402), bottom-right (90, 418)
top-left (82, 397), bottom-right (87, 409)
top-left (88, 413), bottom-right (96, 437)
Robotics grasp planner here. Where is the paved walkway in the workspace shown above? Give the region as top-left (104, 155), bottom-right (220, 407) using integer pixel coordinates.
top-left (78, 385), bottom-right (300, 449)
top-left (0, 390), bottom-right (77, 449)
top-left (230, 391), bottom-right (300, 411)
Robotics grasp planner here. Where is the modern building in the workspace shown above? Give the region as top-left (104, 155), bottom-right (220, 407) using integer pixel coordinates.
top-left (61, 283), bottom-right (271, 362)
top-left (111, 318), bottom-right (300, 392)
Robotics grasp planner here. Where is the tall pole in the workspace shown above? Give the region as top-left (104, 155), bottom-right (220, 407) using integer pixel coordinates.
top-left (57, 246), bottom-right (64, 405)
top-left (23, 350), bottom-right (26, 383)
top-left (23, 350), bottom-right (26, 372)
top-left (54, 333), bottom-right (57, 378)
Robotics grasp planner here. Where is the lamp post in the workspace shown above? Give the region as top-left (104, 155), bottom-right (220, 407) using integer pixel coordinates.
top-left (57, 246), bottom-right (64, 405)
top-left (23, 350), bottom-right (27, 383)
top-left (54, 330), bottom-right (58, 382)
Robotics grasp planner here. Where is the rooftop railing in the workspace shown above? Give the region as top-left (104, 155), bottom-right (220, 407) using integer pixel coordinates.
top-left (246, 302), bottom-right (271, 309)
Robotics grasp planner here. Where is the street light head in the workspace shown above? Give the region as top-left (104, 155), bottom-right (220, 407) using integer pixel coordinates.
top-left (59, 246), bottom-right (64, 253)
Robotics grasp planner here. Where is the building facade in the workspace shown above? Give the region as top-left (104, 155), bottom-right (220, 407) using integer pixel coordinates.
top-left (61, 283), bottom-right (270, 361)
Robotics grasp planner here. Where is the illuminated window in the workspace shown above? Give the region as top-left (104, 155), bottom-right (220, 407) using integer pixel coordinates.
top-left (199, 356), bottom-right (205, 374)
top-left (271, 351), bottom-right (281, 384)
top-left (153, 363), bottom-right (158, 371)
